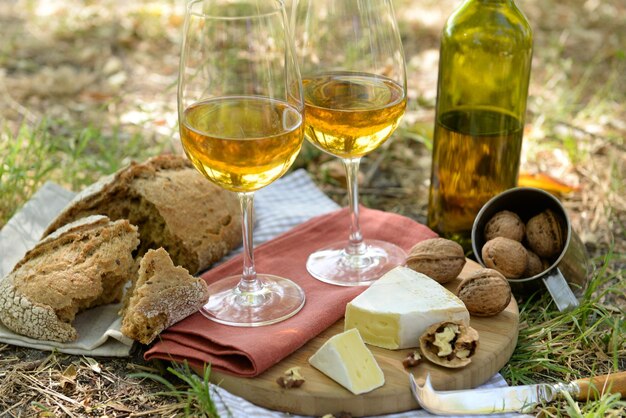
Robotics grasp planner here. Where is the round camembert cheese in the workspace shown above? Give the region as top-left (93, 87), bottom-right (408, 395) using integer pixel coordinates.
top-left (344, 266), bottom-right (470, 350)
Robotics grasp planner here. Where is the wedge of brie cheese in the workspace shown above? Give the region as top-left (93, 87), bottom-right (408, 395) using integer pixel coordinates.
top-left (344, 266), bottom-right (469, 350)
top-left (308, 328), bottom-right (384, 395)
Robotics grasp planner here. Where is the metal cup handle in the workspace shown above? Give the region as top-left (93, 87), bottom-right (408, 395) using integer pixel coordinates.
top-left (542, 268), bottom-right (579, 311)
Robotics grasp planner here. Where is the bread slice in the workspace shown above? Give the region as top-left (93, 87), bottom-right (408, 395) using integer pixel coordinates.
top-left (43, 154), bottom-right (241, 274)
top-left (0, 215), bottom-right (139, 342)
top-left (120, 248), bottom-right (209, 345)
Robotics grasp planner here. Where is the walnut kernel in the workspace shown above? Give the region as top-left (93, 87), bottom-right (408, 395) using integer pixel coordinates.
top-left (276, 366), bottom-right (305, 389)
top-left (419, 322), bottom-right (479, 368)
top-left (402, 351), bottom-right (422, 368)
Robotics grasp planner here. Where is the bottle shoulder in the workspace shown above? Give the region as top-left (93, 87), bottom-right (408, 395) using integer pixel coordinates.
top-left (443, 2), bottom-right (532, 47)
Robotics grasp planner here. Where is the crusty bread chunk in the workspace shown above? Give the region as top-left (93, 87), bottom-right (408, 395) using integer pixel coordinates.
top-left (0, 216), bottom-right (139, 342)
top-left (43, 154), bottom-right (241, 274)
top-left (121, 248), bottom-right (209, 345)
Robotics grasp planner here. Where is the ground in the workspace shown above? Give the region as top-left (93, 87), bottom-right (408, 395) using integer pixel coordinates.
top-left (0, 0), bottom-right (624, 416)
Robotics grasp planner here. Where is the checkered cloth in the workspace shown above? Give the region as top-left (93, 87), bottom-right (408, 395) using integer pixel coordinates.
top-left (254, 168), bottom-right (340, 244)
top-left (211, 373), bottom-right (530, 418)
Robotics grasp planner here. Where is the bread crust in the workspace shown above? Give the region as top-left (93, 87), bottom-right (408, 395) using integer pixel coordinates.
top-left (121, 248), bottom-right (210, 345)
top-left (43, 154), bottom-right (241, 274)
top-left (0, 216), bottom-right (139, 342)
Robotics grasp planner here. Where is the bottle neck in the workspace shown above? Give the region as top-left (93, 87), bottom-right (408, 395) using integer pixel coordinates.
top-left (460, 0), bottom-right (517, 12)
top-left (469, 0), bottom-right (515, 4)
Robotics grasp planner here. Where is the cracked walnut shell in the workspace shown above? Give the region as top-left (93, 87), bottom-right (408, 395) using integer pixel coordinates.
top-left (406, 238), bottom-right (466, 284)
top-left (457, 268), bottom-right (511, 316)
top-left (419, 322), bottom-right (479, 368)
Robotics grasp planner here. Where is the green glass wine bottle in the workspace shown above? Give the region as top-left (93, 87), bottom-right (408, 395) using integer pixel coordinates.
top-left (427, 0), bottom-right (533, 252)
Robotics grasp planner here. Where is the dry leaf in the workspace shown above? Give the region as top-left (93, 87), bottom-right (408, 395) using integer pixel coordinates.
top-left (518, 172), bottom-right (580, 195)
top-left (83, 357), bottom-right (102, 374)
top-left (106, 402), bottom-right (134, 412)
top-left (60, 364), bottom-right (77, 391)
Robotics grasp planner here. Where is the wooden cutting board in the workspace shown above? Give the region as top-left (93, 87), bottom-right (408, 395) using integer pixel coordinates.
top-left (210, 260), bottom-right (519, 417)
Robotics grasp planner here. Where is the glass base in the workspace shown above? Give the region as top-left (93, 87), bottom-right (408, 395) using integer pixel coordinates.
top-left (306, 239), bottom-right (407, 286)
top-left (200, 274), bottom-right (305, 327)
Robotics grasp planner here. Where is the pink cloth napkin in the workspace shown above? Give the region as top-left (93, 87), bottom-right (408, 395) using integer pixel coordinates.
top-left (145, 207), bottom-right (437, 377)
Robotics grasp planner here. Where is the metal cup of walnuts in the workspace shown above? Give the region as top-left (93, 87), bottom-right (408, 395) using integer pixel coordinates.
top-left (471, 187), bottom-right (590, 312)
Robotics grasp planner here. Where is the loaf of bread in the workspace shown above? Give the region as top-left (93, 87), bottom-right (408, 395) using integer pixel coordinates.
top-left (120, 248), bottom-right (209, 345)
top-left (0, 216), bottom-right (139, 342)
top-left (43, 154), bottom-right (241, 274)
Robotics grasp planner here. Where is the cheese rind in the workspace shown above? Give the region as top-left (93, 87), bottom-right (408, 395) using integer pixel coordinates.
top-left (308, 328), bottom-right (384, 395)
top-left (344, 266), bottom-right (470, 350)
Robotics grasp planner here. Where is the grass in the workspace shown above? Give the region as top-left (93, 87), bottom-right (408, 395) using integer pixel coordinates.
top-left (0, 123), bottom-right (56, 224)
top-left (499, 250), bottom-right (625, 417)
top-left (0, 119), bottom-right (170, 225)
top-left (130, 361), bottom-right (226, 418)
top-left (504, 253), bottom-right (625, 382)
top-left (0, 0), bottom-right (624, 416)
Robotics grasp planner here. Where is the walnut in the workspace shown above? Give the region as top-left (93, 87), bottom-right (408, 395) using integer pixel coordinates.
top-left (523, 250), bottom-right (546, 278)
top-left (276, 367), bottom-right (305, 389)
top-left (484, 210), bottom-right (525, 242)
top-left (457, 268), bottom-right (511, 316)
top-left (406, 238), bottom-right (466, 284)
top-left (419, 322), bottom-right (479, 368)
top-left (481, 237), bottom-right (528, 279)
top-left (402, 351), bottom-right (422, 368)
top-left (526, 209), bottom-right (565, 258)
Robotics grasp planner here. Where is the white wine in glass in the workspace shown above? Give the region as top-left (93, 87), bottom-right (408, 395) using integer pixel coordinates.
top-left (179, 0), bottom-right (305, 326)
top-left (295, 0), bottom-right (408, 286)
top-left (303, 73), bottom-right (406, 158)
top-left (181, 97), bottom-right (304, 192)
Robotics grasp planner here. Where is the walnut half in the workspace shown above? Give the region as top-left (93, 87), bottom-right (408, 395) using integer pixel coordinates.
top-left (419, 322), bottom-right (479, 368)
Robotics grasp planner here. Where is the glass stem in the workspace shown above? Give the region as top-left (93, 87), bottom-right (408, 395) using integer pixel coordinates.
top-left (342, 158), bottom-right (366, 256)
top-left (237, 192), bottom-right (262, 294)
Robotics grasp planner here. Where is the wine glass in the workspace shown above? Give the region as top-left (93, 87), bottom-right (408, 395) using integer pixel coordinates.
top-left (294, 0), bottom-right (408, 285)
top-left (179, 0), bottom-right (305, 326)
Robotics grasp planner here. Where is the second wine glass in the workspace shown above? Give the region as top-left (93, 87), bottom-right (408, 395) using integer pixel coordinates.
top-left (294, 0), bottom-right (408, 286)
